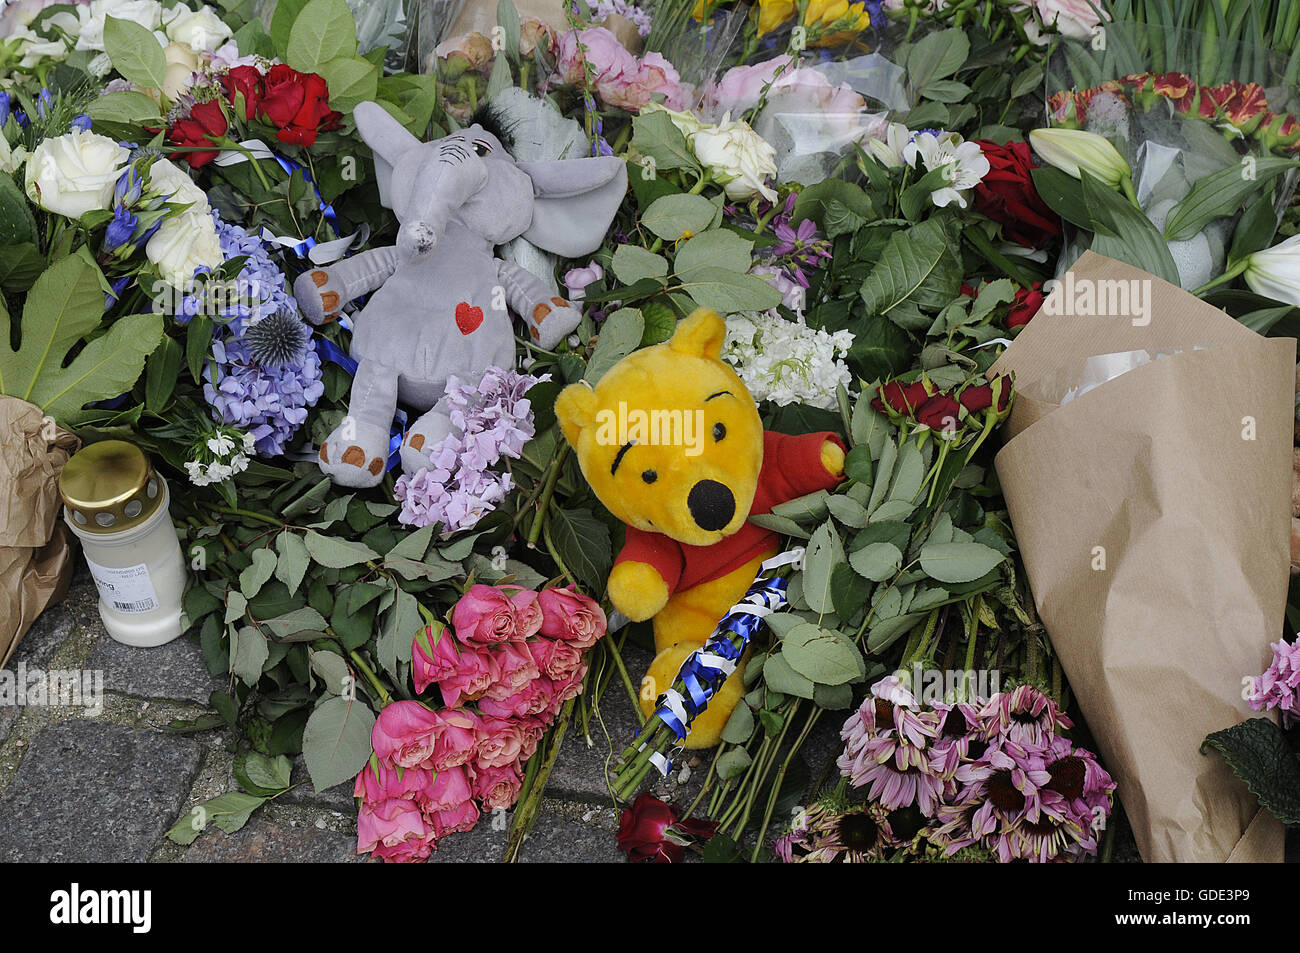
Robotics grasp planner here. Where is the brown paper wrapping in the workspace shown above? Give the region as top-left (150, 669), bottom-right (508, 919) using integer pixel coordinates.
top-left (0, 396), bottom-right (80, 669)
top-left (991, 251), bottom-right (1290, 863)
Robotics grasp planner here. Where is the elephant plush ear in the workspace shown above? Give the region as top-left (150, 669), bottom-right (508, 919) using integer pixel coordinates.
top-left (354, 102), bottom-right (422, 208)
top-left (518, 156), bottom-right (628, 257)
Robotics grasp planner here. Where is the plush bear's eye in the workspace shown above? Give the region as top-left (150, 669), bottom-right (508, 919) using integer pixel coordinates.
top-left (642, 470), bottom-right (658, 484)
top-left (713, 423), bottom-right (726, 441)
top-left (472, 140), bottom-right (493, 157)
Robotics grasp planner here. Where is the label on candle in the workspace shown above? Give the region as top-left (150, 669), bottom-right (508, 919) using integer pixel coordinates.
top-left (85, 559), bottom-right (160, 614)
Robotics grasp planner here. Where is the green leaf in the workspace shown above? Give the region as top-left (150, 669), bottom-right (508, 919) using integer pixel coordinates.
top-left (0, 173), bottom-right (38, 245)
top-left (906, 28), bottom-right (969, 93)
top-left (850, 398), bottom-right (890, 460)
top-left (1164, 158), bottom-right (1298, 242)
top-left (826, 494), bottom-right (869, 528)
top-left (673, 229), bottom-right (753, 280)
top-left (611, 244), bottom-right (669, 285)
top-left (866, 611), bottom-right (924, 653)
top-left (830, 561), bottom-right (872, 621)
top-left (859, 218), bottom-right (956, 318)
top-left (642, 193), bottom-right (716, 241)
top-left (385, 523), bottom-right (435, 562)
top-left (813, 682), bottom-right (854, 709)
top-left (261, 606), bottom-right (328, 639)
top-left (631, 110), bottom-right (698, 173)
top-left (762, 652), bottom-right (816, 699)
top-left (377, 588), bottom-right (420, 682)
top-left (309, 648), bottom-right (352, 696)
top-left (1082, 172), bottom-right (1181, 287)
top-left (301, 695), bottom-right (376, 792)
top-left (1029, 167), bottom-right (1093, 229)
top-left (720, 700), bottom-right (755, 744)
top-left (269, 0), bottom-right (311, 57)
top-left (84, 90), bottom-right (162, 127)
top-left (801, 521), bottom-right (843, 615)
top-left (549, 506), bottom-right (612, 592)
top-left (285, 0), bottom-right (357, 72)
top-left (918, 541), bottom-right (1005, 584)
top-left (702, 831), bottom-right (743, 862)
top-left (231, 626), bottom-right (269, 686)
top-left (715, 747), bottom-right (753, 780)
top-left (239, 548), bottom-right (278, 600)
top-left (0, 255), bottom-right (163, 425)
top-left (769, 488), bottom-right (831, 523)
top-left (302, 530), bottom-right (379, 568)
top-left (315, 56), bottom-right (378, 113)
top-left (850, 541), bottom-right (903, 582)
top-left (275, 531), bottom-right (310, 591)
top-left (1201, 718), bottom-right (1300, 825)
top-left (243, 752), bottom-right (293, 791)
top-left (103, 17), bottom-right (167, 90)
top-left (679, 268), bottom-right (782, 314)
top-left (887, 440), bottom-right (926, 504)
top-left (585, 308), bottom-right (644, 383)
top-left (496, 0), bottom-right (521, 58)
top-left (781, 623), bottom-right (864, 686)
top-left (167, 792), bottom-right (267, 844)
top-left (144, 334), bottom-right (183, 413)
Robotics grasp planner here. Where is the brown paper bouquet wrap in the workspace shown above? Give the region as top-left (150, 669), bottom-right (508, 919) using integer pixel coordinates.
top-left (991, 251), bottom-right (1291, 863)
top-left (0, 396), bottom-right (80, 668)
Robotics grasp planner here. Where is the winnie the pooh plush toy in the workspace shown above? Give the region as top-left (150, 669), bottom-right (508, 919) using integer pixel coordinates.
top-left (555, 309), bottom-right (846, 746)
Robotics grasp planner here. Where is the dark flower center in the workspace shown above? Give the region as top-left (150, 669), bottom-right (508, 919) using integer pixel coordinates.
top-left (1047, 756), bottom-right (1086, 799)
top-left (987, 769), bottom-right (1026, 813)
top-left (966, 738), bottom-right (988, 760)
top-left (1009, 709), bottom-right (1042, 725)
top-left (874, 699), bottom-right (895, 729)
top-left (838, 813), bottom-right (880, 853)
top-left (942, 708), bottom-right (970, 738)
top-left (1023, 815), bottom-right (1063, 837)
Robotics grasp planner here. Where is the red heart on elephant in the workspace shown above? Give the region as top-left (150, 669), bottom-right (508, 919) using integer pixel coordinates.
top-left (455, 302), bottom-right (483, 335)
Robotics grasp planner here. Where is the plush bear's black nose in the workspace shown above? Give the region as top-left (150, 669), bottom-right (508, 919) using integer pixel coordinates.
top-left (688, 480), bottom-right (734, 531)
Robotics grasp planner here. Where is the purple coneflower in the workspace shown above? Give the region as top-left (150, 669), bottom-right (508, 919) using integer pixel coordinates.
top-left (978, 684), bottom-right (1072, 746)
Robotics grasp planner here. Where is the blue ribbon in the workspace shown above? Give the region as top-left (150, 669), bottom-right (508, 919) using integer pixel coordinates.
top-left (265, 149), bottom-right (342, 257)
top-left (652, 575), bottom-right (792, 744)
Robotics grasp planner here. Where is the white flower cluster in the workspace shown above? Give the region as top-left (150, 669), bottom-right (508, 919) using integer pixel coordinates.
top-left (721, 310), bottom-right (854, 411)
top-left (185, 428), bottom-right (255, 486)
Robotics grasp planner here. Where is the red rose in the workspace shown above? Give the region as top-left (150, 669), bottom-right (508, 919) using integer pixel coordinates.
top-left (615, 794), bottom-right (717, 863)
top-left (972, 140), bottom-right (1060, 249)
top-left (259, 64), bottom-right (306, 127)
top-left (871, 380), bottom-right (930, 417)
top-left (915, 394), bottom-right (961, 432)
top-left (221, 65), bottom-right (264, 121)
top-left (166, 99), bottom-right (228, 169)
top-left (960, 375), bottom-right (1011, 415)
top-left (1007, 282), bottom-right (1045, 329)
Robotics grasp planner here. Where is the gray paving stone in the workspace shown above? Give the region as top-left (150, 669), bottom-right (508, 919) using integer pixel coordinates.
top-left (88, 629), bottom-right (222, 705)
top-left (281, 755), bottom-right (360, 814)
top-left (514, 803), bottom-right (625, 863)
top-left (548, 676), bottom-right (643, 803)
top-left (182, 817), bottom-right (363, 863)
top-left (428, 811), bottom-right (510, 863)
top-left (0, 603), bottom-right (77, 744)
top-left (0, 721), bottom-right (203, 862)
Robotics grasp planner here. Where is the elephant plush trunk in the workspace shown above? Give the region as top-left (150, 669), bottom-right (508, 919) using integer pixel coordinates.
top-left (396, 218), bottom-right (444, 261)
top-left (396, 156), bottom-right (489, 262)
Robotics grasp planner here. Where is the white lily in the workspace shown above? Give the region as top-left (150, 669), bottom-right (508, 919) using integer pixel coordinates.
top-left (1244, 234), bottom-right (1300, 306)
top-left (1029, 127), bottom-right (1136, 204)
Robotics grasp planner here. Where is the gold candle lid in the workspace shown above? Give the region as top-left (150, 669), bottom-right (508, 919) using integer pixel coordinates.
top-left (59, 440), bottom-right (164, 534)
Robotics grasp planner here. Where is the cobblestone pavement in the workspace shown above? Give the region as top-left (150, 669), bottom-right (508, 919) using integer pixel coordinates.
top-left (0, 565), bottom-right (1143, 863)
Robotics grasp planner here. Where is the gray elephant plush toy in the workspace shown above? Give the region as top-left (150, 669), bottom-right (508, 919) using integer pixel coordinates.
top-left (294, 100), bottom-right (628, 487)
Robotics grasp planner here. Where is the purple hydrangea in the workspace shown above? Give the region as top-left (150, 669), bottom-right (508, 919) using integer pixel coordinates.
top-left (395, 367), bottom-right (547, 534)
top-left (1248, 636), bottom-right (1300, 728)
top-left (199, 213), bottom-right (323, 458)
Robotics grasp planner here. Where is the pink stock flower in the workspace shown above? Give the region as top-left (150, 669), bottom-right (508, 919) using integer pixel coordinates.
top-left (357, 798), bottom-right (437, 863)
top-left (538, 586), bottom-right (607, 650)
top-left (471, 761), bottom-right (525, 812)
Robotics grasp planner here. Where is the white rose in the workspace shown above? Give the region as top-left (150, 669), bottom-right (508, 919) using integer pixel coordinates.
top-left (692, 115), bottom-right (778, 203)
top-left (23, 129), bottom-right (129, 218)
top-left (162, 3), bottom-right (232, 53)
top-left (0, 135), bottom-right (30, 175)
top-left (10, 16), bottom-right (79, 66)
top-left (146, 158), bottom-right (223, 288)
top-left (75, 0), bottom-right (165, 51)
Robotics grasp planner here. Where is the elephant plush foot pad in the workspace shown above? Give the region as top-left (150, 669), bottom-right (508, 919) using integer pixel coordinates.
top-left (318, 420), bottom-right (390, 487)
top-left (399, 407), bottom-right (454, 475)
top-left (293, 267), bottom-right (344, 326)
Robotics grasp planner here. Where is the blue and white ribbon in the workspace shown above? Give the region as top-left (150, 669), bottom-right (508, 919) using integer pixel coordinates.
top-left (637, 547), bottom-right (805, 776)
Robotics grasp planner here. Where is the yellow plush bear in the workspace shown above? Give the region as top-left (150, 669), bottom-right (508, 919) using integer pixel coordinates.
top-left (555, 310), bottom-right (846, 746)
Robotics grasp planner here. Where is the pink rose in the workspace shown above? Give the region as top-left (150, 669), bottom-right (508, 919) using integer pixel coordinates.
top-left (474, 715), bottom-right (527, 769)
top-left (483, 641), bottom-right (541, 701)
top-left (597, 52), bottom-right (685, 112)
top-left (430, 798), bottom-right (481, 838)
top-left (538, 586), bottom-right (607, 650)
top-left (426, 764), bottom-right (473, 812)
top-left (371, 702), bottom-right (479, 771)
top-left (357, 798), bottom-right (436, 863)
top-left (528, 635), bottom-right (584, 682)
top-left (708, 56), bottom-right (794, 116)
top-left (478, 677), bottom-right (552, 720)
top-left (510, 588), bottom-right (544, 639)
top-left (412, 624), bottom-right (460, 694)
top-left (354, 759), bottom-right (437, 806)
top-left (550, 664), bottom-right (589, 714)
top-left (436, 644), bottom-right (501, 709)
top-left (452, 584), bottom-right (528, 645)
top-left (371, 701), bottom-right (443, 769)
top-left (517, 715), bottom-right (548, 760)
top-left (556, 27), bottom-right (636, 87)
top-left (470, 761), bottom-right (525, 813)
